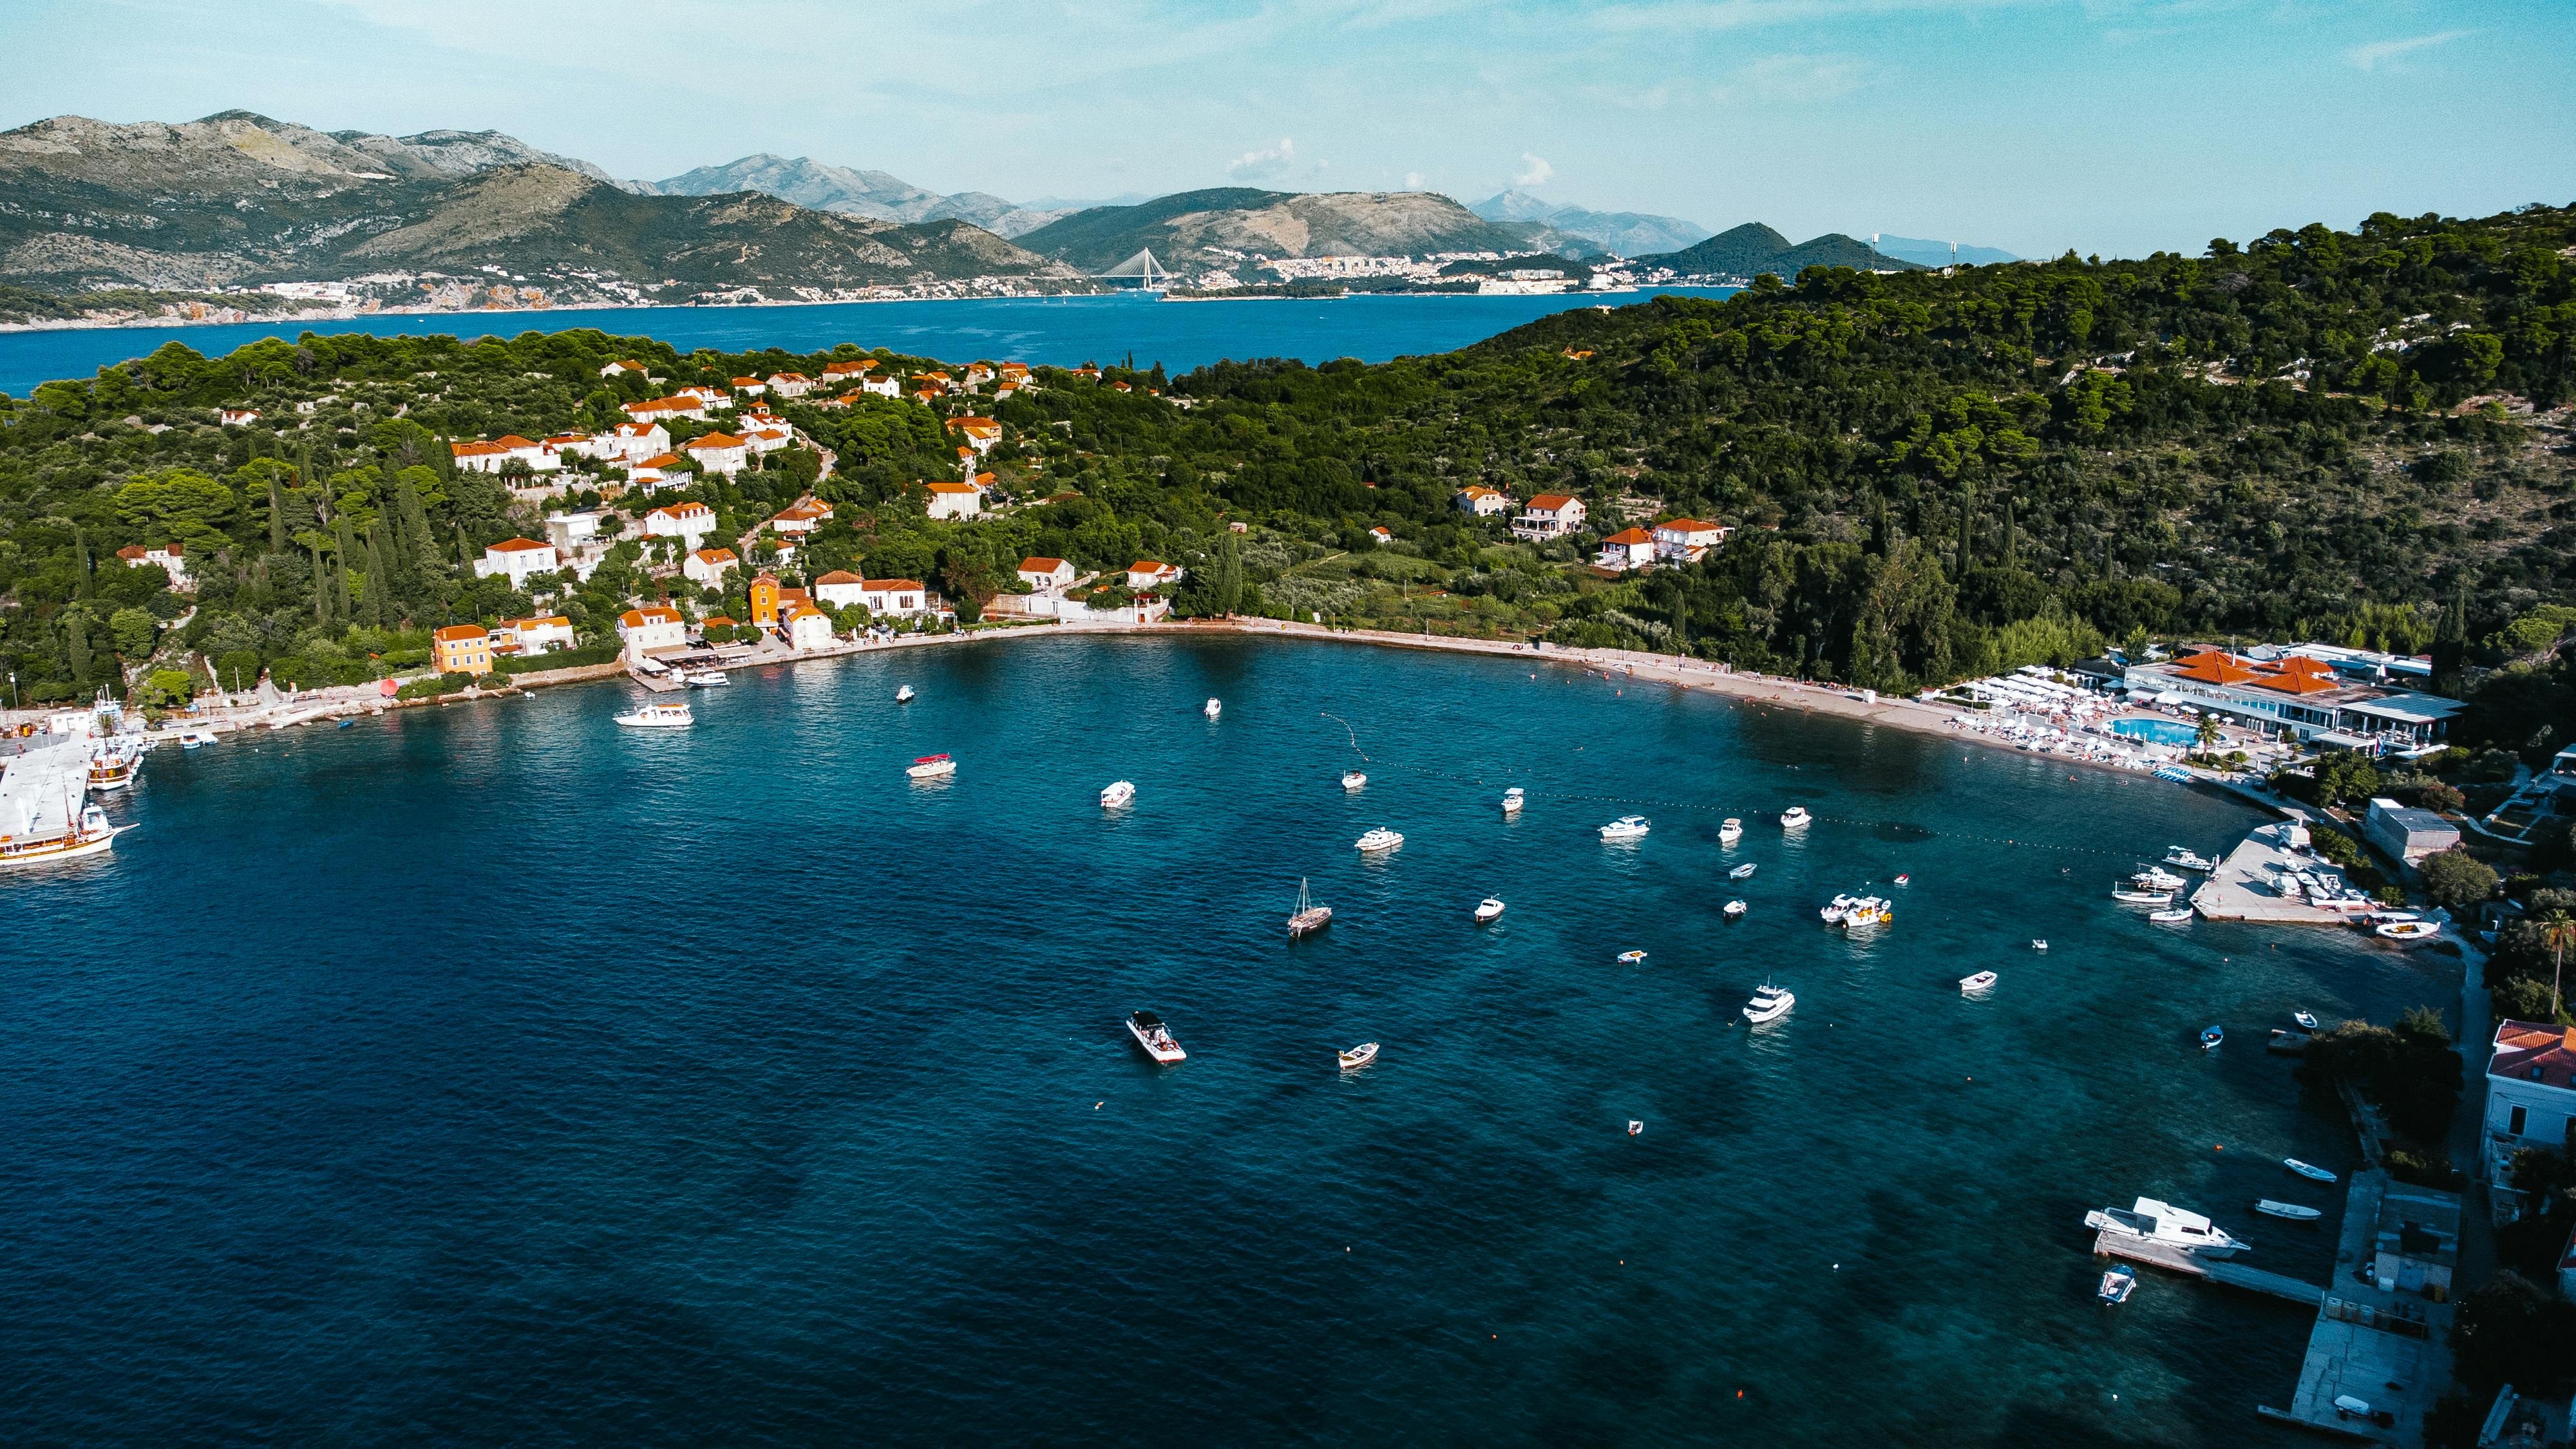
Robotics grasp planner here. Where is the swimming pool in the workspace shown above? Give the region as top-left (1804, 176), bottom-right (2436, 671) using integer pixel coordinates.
top-left (2113, 717), bottom-right (2204, 746)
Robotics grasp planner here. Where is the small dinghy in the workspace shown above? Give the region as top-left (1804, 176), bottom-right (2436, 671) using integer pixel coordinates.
top-left (2284, 1159), bottom-right (2336, 1183)
top-left (2377, 919), bottom-right (2441, 942)
top-left (896, 685), bottom-right (915, 703)
top-left (2031, 939), bottom-right (2049, 952)
top-left (1616, 949), bottom-right (1648, 964)
top-left (2200, 1025), bottom-right (2224, 1050)
top-left (2255, 1199), bottom-right (2322, 1221)
top-left (1728, 862), bottom-right (1757, 880)
top-left (2150, 907), bottom-right (2194, 923)
top-left (1893, 873), bottom-right (1911, 886)
top-left (2112, 886), bottom-right (2175, 904)
top-left (1627, 1120), bottom-right (1643, 1137)
top-left (1341, 770), bottom-right (1367, 791)
top-left (906, 753), bottom-right (956, 779)
top-left (1474, 897), bottom-right (1506, 923)
top-left (2293, 1010), bottom-right (2320, 1032)
top-left (1723, 900), bottom-right (1747, 920)
top-left (1960, 971), bottom-right (1997, 994)
top-left (2098, 1264), bottom-right (2136, 1305)
top-left (1338, 1041), bottom-right (1378, 1070)
top-left (1203, 697), bottom-right (1222, 718)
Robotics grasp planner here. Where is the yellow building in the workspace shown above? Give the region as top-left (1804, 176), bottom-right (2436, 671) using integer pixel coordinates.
top-left (748, 572), bottom-right (781, 628)
top-left (432, 624), bottom-right (493, 676)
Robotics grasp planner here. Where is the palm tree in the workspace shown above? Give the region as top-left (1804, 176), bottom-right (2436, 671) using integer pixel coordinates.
top-left (2545, 912), bottom-right (2576, 1020)
top-left (2195, 714), bottom-right (2224, 753)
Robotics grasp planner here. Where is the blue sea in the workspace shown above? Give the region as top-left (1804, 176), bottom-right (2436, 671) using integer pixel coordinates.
top-left (0, 636), bottom-right (2453, 1445)
top-left (0, 287), bottom-right (1736, 397)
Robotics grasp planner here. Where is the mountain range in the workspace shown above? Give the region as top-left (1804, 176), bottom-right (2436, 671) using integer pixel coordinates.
top-left (1009, 187), bottom-right (1567, 272)
top-left (1467, 191), bottom-right (1710, 258)
top-left (643, 154), bottom-right (1077, 239)
top-left (1870, 234), bottom-right (2021, 268)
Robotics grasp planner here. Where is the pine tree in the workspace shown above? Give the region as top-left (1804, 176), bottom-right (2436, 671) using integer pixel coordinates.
top-left (2431, 577), bottom-right (2470, 697)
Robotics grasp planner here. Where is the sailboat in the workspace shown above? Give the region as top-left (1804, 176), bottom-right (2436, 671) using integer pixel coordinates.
top-left (1288, 878), bottom-right (1332, 937)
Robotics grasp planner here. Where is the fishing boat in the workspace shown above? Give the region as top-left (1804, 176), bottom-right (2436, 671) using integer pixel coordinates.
top-left (86, 737), bottom-right (144, 790)
top-left (1338, 1041), bottom-right (1379, 1070)
top-left (614, 701), bottom-right (694, 728)
top-left (1616, 949), bottom-right (1648, 964)
top-left (1960, 971), bottom-right (1997, 994)
top-left (1780, 806), bottom-right (1812, 830)
top-left (2032, 939), bottom-right (2049, 952)
top-left (2164, 845), bottom-right (2219, 872)
top-left (906, 753), bottom-right (956, 779)
top-left (1354, 826), bottom-right (1404, 853)
top-left (1125, 1010), bottom-right (1186, 1064)
top-left (2098, 1264), bottom-right (2137, 1305)
top-left (1100, 779), bottom-right (1135, 808)
top-left (1598, 815), bottom-right (1651, 842)
top-left (1819, 893), bottom-right (1857, 923)
top-left (2134, 866), bottom-right (2189, 891)
top-left (1341, 770), bottom-right (1367, 791)
top-left (1723, 900), bottom-right (1747, 920)
top-left (1474, 897), bottom-right (1506, 923)
top-left (2200, 1025), bottom-right (2224, 1050)
top-left (895, 685), bottom-right (914, 703)
top-left (2149, 907), bottom-right (2195, 923)
top-left (2293, 1010), bottom-right (2320, 1032)
top-left (2083, 1197), bottom-right (2247, 1258)
top-left (1627, 1120), bottom-right (1643, 1137)
top-left (2377, 919), bottom-right (2441, 942)
top-left (1203, 697), bottom-right (1222, 719)
top-left (1728, 862), bottom-right (1757, 880)
top-left (1838, 896), bottom-right (1893, 929)
top-left (683, 669), bottom-right (729, 687)
top-left (1501, 786), bottom-right (1524, 814)
top-left (1718, 817), bottom-right (1743, 843)
top-left (2285, 1159), bottom-right (2336, 1183)
top-left (1288, 878), bottom-right (1332, 937)
top-left (1743, 981), bottom-right (1795, 1023)
top-left (2111, 885), bottom-right (2175, 904)
top-left (2255, 1199), bottom-right (2323, 1222)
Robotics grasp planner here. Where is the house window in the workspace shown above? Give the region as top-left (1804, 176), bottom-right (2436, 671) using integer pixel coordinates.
top-left (2511, 1105), bottom-right (2529, 1137)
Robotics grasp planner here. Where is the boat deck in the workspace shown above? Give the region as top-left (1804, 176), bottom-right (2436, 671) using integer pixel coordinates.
top-left (2088, 1232), bottom-right (2325, 1306)
top-left (2189, 822), bottom-right (2355, 925)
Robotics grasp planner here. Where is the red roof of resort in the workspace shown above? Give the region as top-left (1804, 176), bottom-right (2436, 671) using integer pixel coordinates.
top-left (866, 578), bottom-right (925, 590)
top-left (815, 570), bottom-right (864, 585)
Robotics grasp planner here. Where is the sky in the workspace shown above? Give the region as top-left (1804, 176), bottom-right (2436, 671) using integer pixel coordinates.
top-left (4, 0), bottom-right (2570, 259)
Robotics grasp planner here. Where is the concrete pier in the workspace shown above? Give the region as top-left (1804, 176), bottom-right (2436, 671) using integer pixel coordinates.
top-left (2190, 820), bottom-right (2358, 925)
top-left (2089, 1231), bottom-right (2327, 1306)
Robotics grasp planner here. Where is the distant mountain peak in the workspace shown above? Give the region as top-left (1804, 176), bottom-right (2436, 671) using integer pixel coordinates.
top-left (1468, 191), bottom-right (1711, 258)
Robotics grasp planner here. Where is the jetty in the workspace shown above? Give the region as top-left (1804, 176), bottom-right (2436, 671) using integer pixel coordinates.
top-left (2190, 820), bottom-right (2353, 924)
top-left (2088, 1231), bottom-right (2325, 1306)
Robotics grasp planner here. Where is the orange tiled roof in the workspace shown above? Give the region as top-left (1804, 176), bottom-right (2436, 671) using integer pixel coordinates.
top-left (433, 624), bottom-right (488, 641)
top-left (1526, 493), bottom-right (1578, 511)
top-left (1603, 527), bottom-right (1654, 546)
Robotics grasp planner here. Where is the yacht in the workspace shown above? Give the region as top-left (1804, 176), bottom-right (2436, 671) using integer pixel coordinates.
top-left (86, 737), bottom-right (144, 790)
top-left (1818, 893), bottom-right (1858, 923)
top-left (1204, 697), bottom-right (1222, 719)
top-left (2134, 866), bottom-right (2189, 891)
top-left (1723, 900), bottom-right (1747, 920)
top-left (1101, 779), bottom-right (1135, 808)
top-left (2083, 1197), bottom-right (2246, 1258)
top-left (683, 669), bottom-right (730, 687)
top-left (1598, 815), bottom-right (1651, 842)
top-left (1718, 817), bottom-right (1743, 843)
top-left (1728, 862), bottom-right (1757, 880)
top-left (1502, 786), bottom-right (1525, 814)
top-left (1743, 981), bottom-right (1795, 1024)
top-left (2164, 845), bottom-right (2218, 872)
top-left (0, 801), bottom-right (128, 870)
top-left (896, 685), bottom-right (915, 703)
top-left (1354, 826), bottom-right (1404, 853)
top-left (1125, 1010), bottom-right (1186, 1064)
top-left (1341, 770), bottom-right (1368, 791)
top-left (2098, 1264), bottom-right (2137, 1305)
top-left (1473, 897), bottom-right (1506, 923)
top-left (1288, 878), bottom-right (1332, 937)
top-left (906, 753), bottom-right (957, 779)
top-left (1960, 971), bottom-right (1997, 993)
top-left (1338, 1041), bottom-right (1379, 1070)
top-left (1780, 806), bottom-right (1812, 830)
top-left (614, 701), bottom-right (694, 728)
top-left (1839, 896), bottom-right (1893, 929)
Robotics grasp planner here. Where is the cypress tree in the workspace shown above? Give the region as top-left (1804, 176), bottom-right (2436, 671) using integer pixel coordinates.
top-left (2003, 495), bottom-right (2017, 570)
top-left (309, 541), bottom-right (331, 624)
top-left (73, 527), bottom-right (93, 599)
top-left (332, 515), bottom-right (356, 620)
top-left (65, 609), bottom-right (91, 681)
top-left (395, 471), bottom-right (434, 573)
top-left (1955, 480), bottom-right (1975, 577)
top-left (1213, 530), bottom-right (1243, 615)
top-left (455, 525), bottom-right (473, 573)
top-left (267, 474), bottom-right (287, 554)
top-left (361, 524), bottom-right (393, 629)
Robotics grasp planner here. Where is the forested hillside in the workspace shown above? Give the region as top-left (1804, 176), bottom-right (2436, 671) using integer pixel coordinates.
top-left (0, 202), bottom-right (2568, 752)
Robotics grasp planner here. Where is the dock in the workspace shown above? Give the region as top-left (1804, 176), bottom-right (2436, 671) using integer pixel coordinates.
top-left (2260, 1170), bottom-right (2455, 1443)
top-left (2190, 820), bottom-right (2356, 925)
top-left (2090, 1231), bottom-right (2326, 1305)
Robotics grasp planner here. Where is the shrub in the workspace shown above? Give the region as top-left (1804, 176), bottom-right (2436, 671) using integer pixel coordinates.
top-left (2450, 1271), bottom-right (2576, 1397)
top-left (2419, 848), bottom-right (2499, 911)
top-left (2300, 1010), bottom-right (2461, 1143)
top-left (2491, 975), bottom-right (2565, 1023)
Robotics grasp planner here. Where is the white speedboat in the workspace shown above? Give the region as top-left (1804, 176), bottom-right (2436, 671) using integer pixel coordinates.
top-left (1289, 877), bottom-right (1332, 937)
top-left (1627, 1120), bottom-right (1643, 1137)
top-left (1780, 806), bottom-right (1811, 829)
top-left (1960, 971), bottom-right (1997, 993)
top-left (2098, 1264), bottom-right (2137, 1305)
top-left (614, 702), bottom-right (694, 728)
top-left (1341, 770), bottom-right (1367, 790)
top-left (1339, 1041), bottom-right (1379, 1070)
top-left (2285, 1159), bottom-right (2336, 1183)
top-left (896, 685), bottom-right (915, 703)
top-left (1101, 779), bottom-right (1135, 808)
top-left (1723, 900), bottom-right (1747, 920)
top-left (2134, 866), bottom-right (2188, 891)
top-left (2377, 919), bottom-right (2440, 942)
top-left (1818, 893), bottom-right (1857, 923)
top-left (1743, 981), bottom-right (1795, 1023)
top-left (1616, 949), bottom-right (1648, 964)
top-left (2149, 907), bottom-right (2194, 923)
top-left (2164, 845), bottom-right (2218, 872)
top-left (1203, 697), bottom-right (1222, 719)
top-left (1599, 815), bottom-right (1651, 842)
top-left (906, 753), bottom-right (956, 779)
top-left (2031, 939), bottom-right (2049, 952)
top-left (2083, 1197), bottom-right (2246, 1258)
top-left (1126, 1010), bottom-right (1186, 1063)
top-left (684, 669), bottom-right (729, 687)
top-left (2293, 1010), bottom-right (2320, 1032)
top-left (2201, 1025), bottom-right (2225, 1050)
top-left (1354, 826), bottom-right (1404, 853)
top-left (1502, 786), bottom-right (1524, 814)
top-left (1728, 862), bottom-right (1757, 880)
top-left (1719, 817), bottom-right (1743, 842)
top-left (2254, 1199), bottom-right (2322, 1222)
top-left (1474, 897), bottom-right (1506, 923)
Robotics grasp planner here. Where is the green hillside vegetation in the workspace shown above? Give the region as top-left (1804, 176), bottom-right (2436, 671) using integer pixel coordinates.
top-left (1, 202), bottom-right (2570, 761)
top-left (1643, 222), bottom-right (1919, 278)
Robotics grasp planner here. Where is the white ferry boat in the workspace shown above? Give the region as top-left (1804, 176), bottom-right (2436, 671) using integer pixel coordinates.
top-left (614, 702), bottom-right (694, 728)
top-left (1289, 878), bottom-right (1332, 937)
top-left (1719, 817), bottom-right (1743, 842)
top-left (1501, 786), bottom-right (1524, 814)
top-left (1598, 815), bottom-right (1651, 842)
top-left (2083, 1197), bottom-right (2246, 1258)
top-left (1743, 981), bottom-right (1795, 1024)
top-left (1354, 826), bottom-right (1404, 853)
top-left (1780, 806), bottom-right (1812, 830)
top-left (907, 753), bottom-right (957, 779)
top-left (1203, 697), bottom-right (1222, 719)
top-left (1101, 780), bottom-right (1135, 808)
top-left (1126, 1010), bottom-right (1186, 1063)
top-left (1341, 770), bottom-right (1367, 791)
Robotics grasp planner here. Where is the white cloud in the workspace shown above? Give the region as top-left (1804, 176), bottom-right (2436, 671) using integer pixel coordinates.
top-left (1227, 137), bottom-right (1297, 180)
top-left (1403, 170), bottom-right (1425, 189)
top-left (1710, 53), bottom-right (1871, 104)
top-left (2347, 30), bottom-right (2476, 73)
top-left (1514, 152), bottom-right (1553, 186)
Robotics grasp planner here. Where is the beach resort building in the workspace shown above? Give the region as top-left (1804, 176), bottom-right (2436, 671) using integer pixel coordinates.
top-left (2120, 649), bottom-right (2465, 751)
top-left (2485, 1020), bottom-right (2576, 1211)
top-left (812, 571), bottom-right (869, 609)
top-left (616, 605), bottom-right (687, 657)
top-left (1595, 527), bottom-right (1656, 572)
top-left (1455, 485), bottom-right (1511, 517)
top-left (683, 548), bottom-right (739, 589)
top-left (642, 503), bottom-right (717, 549)
top-left (431, 624), bottom-right (493, 676)
top-left (925, 480), bottom-right (984, 519)
top-left (476, 538), bottom-right (560, 587)
top-left (1512, 493), bottom-right (1587, 540)
top-left (1018, 557), bottom-right (1076, 593)
top-left (1652, 518), bottom-right (1730, 564)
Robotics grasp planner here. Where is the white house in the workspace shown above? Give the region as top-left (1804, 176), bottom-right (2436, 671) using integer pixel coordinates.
top-left (597, 421), bottom-right (670, 463)
top-left (219, 408), bottom-right (260, 428)
top-left (780, 604), bottom-right (837, 650)
top-left (820, 360), bottom-right (871, 387)
top-left (497, 615), bottom-right (576, 654)
top-left (628, 453), bottom-right (690, 489)
top-left (948, 416), bottom-right (1002, 456)
top-left (1595, 527), bottom-right (1656, 573)
top-left (683, 547), bottom-right (739, 589)
top-left (622, 396), bottom-right (708, 424)
top-left (729, 375), bottom-right (766, 396)
top-left (813, 570), bottom-right (869, 609)
top-left (1368, 526), bottom-right (1394, 545)
top-left (2365, 797), bottom-right (2463, 869)
top-left (765, 372), bottom-right (815, 398)
top-left (2486, 1020), bottom-right (2576, 1202)
top-left (684, 431), bottom-right (751, 476)
top-left (861, 578), bottom-right (934, 618)
top-left (476, 537), bottom-right (561, 586)
top-left (451, 435), bottom-right (559, 474)
top-left (860, 372), bottom-right (900, 397)
top-left (1455, 485), bottom-right (1511, 517)
top-left (600, 359), bottom-right (654, 378)
top-left (642, 502), bottom-right (717, 549)
top-left (770, 498), bottom-right (833, 537)
top-left (1126, 560), bottom-right (1184, 591)
top-left (1512, 493), bottom-right (1587, 540)
top-left (545, 511), bottom-right (603, 552)
top-left (673, 384), bottom-right (728, 411)
top-left (744, 426), bottom-right (792, 456)
top-left (1652, 517), bottom-right (1731, 564)
top-left (616, 605), bottom-right (688, 657)
top-left (1018, 556), bottom-right (1076, 593)
top-left (925, 480), bottom-right (983, 520)
top-left (117, 542), bottom-right (191, 588)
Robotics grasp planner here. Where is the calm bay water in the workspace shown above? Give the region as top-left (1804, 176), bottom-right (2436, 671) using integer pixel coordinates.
top-left (0, 287), bottom-right (1736, 397)
top-left (0, 637), bottom-right (2452, 1446)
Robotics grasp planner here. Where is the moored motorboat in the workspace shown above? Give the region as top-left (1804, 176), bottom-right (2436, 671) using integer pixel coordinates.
top-left (2164, 845), bottom-right (2218, 872)
top-left (614, 701), bottom-right (694, 728)
top-left (1728, 862), bottom-right (1757, 880)
top-left (2083, 1197), bottom-right (2246, 1258)
top-left (2134, 866), bottom-right (2189, 891)
top-left (2150, 907), bottom-right (2195, 923)
top-left (2293, 1010), bottom-right (2320, 1032)
top-left (1837, 896), bottom-right (1893, 929)
top-left (1616, 949), bottom-right (1648, 964)
top-left (2201, 1025), bottom-right (2224, 1050)
top-left (1203, 697), bottom-right (1222, 719)
top-left (1718, 817), bottom-right (1743, 843)
top-left (2254, 1199), bottom-right (2322, 1222)
top-left (1743, 980), bottom-right (1795, 1023)
top-left (906, 753), bottom-right (956, 779)
top-left (1723, 900), bottom-right (1747, 920)
top-left (2284, 1158), bottom-right (2336, 1183)
top-left (1338, 1041), bottom-right (1379, 1070)
top-left (2377, 919), bottom-right (2441, 942)
top-left (2112, 885), bottom-right (2175, 904)
top-left (1502, 786), bottom-right (1524, 814)
top-left (1126, 1010), bottom-right (1186, 1063)
top-left (1341, 770), bottom-right (1367, 791)
top-left (684, 669), bottom-right (730, 687)
top-left (1818, 893), bottom-right (1857, 923)
top-left (1960, 971), bottom-right (1997, 993)
top-left (1599, 814), bottom-right (1651, 842)
top-left (1627, 1120), bottom-right (1643, 1137)
top-left (896, 684), bottom-right (915, 703)
top-left (1288, 877), bottom-right (1332, 937)
top-left (1354, 826), bottom-right (1404, 853)
top-left (2098, 1264), bottom-right (2137, 1304)
top-left (1474, 896), bottom-right (1506, 923)
top-left (1893, 873), bottom-right (1911, 886)
top-left (1779, 806), bottom-right (1812, 830)
top-left (1101, 779), bottom-right (1135, 808)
